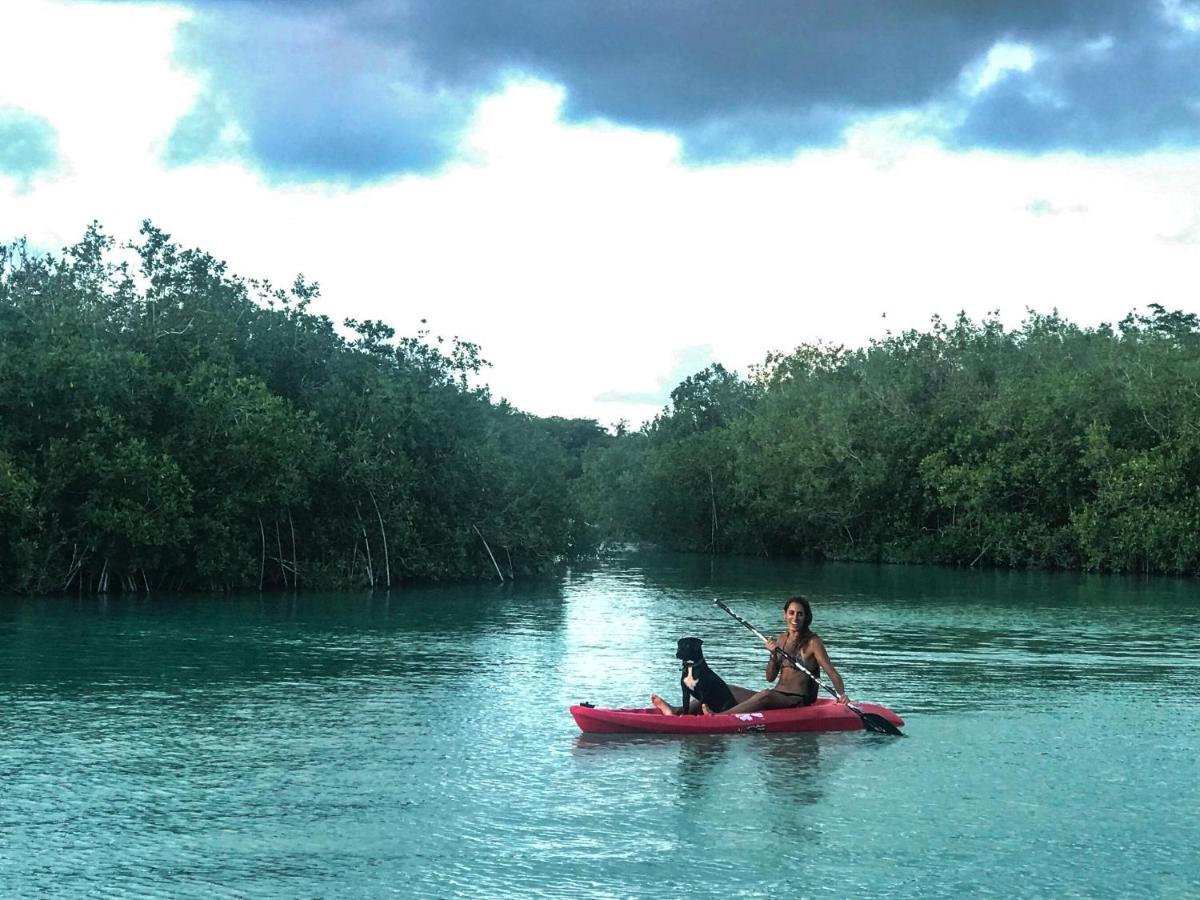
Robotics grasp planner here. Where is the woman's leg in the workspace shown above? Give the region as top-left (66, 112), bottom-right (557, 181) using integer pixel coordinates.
top-left (723, 689), bottom-right (803, 715)
top-left (727, 684), bottom-right (756, 704)
top-left (655, 684), bottom-right (763, 715)
top-left (723, 689), bottom-right (771, 715)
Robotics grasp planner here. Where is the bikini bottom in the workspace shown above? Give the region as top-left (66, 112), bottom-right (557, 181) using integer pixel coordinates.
top-left (769, 689), bottom-right (814, 708)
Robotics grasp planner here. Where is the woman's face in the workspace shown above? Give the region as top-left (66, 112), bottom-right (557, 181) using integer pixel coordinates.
top-left (785, 602), bottom-right (807, 631)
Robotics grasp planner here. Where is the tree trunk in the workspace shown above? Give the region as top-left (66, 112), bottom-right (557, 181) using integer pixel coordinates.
top-left (356, 504), bottom-right (374, 587)
top-left (473, 524), bottom-right (505, 583)
top-left (288, 507), bottom-right (299, 589)
top-left (368, 489), bottom-right (391, 588)
top-left (708, 469), bottom-right (719, 554)
top-left (258, 515), bottom-right (266, 590)
top-left (63, 543), bottom-right (84, 591)
top-left (275, 519), bottom-right (288, 588)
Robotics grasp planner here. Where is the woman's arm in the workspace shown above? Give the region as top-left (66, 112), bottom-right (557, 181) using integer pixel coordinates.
top-left (811, 636), bottom-right (849, 703)
top-left (763, 634), bottom-right (784, 682)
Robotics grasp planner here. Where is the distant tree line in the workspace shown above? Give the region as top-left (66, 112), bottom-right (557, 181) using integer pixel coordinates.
top-left (0, 223), bottom-right (609, 593)
top-left (576, 305), bottom-right (1200, 576)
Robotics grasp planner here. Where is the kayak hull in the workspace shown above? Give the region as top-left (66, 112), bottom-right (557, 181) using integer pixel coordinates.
top-left (570, 699), bottom-right (904, 735)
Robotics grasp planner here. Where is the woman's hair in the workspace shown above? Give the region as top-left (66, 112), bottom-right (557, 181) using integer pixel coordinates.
top-left (783, 595), bottom-right (812, 631)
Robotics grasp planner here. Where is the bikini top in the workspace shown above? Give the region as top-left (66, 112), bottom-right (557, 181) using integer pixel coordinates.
top-left (775, 633), bottom-right (820, 682)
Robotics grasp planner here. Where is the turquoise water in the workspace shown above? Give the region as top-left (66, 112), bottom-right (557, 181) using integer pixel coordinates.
top-left (1, 553), bottom-right (1197, 897)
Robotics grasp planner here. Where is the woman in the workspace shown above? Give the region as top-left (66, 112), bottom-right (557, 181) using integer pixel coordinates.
top-left (721, 595), bottom-right (851, 715)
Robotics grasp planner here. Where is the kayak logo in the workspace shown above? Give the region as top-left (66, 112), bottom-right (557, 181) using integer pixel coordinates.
top-left (734, 713), bottom-right (764, 722)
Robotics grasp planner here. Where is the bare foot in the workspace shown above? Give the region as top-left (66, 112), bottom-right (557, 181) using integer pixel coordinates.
top-left (701, 703), bottom-right (714, 716)
top-left (650, 694), bottom-right (676, 716)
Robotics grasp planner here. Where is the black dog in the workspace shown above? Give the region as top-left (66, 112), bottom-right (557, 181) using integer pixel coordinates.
top-left (676, 637), bottom-right (737, 714)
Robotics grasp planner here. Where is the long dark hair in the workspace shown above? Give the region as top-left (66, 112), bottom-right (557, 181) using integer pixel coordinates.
top-left (783, 595), bottom-right (813, 633)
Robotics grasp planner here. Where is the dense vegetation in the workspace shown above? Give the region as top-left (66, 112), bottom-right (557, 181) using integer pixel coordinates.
top-left (0, 224), bottom-right (609, 593)
top-left (5, 224), bottom-right (1199, 593)
top-left (577, 306), bottom-right (1200, 575)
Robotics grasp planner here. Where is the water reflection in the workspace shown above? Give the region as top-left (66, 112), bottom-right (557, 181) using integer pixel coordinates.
top-left (0, 582), bottom-right (575, 701)
top-left (755, 734), bottom-right (824, 805)
top-left (572, 729), bottom-right (827, 808)
top-left (595, 548), bottom-right (1200, 615)
top-left (674, 735), bottom-right (729, 796)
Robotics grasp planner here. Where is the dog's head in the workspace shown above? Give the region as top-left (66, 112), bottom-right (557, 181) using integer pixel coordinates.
top-left (676, 637), bottom-right (705, 663)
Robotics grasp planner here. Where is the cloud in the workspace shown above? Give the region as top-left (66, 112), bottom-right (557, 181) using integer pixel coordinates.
top-left (103, 1), bottom-right (1200, 179)
top-left (1158, 218), bottom-right (1200, 244)
top-left (0, 108), bottom-right (59, 186)
top-left (953, 14), bottom-right (1200, 153)
top-left (1026, 198), bottom-right (1088, 216)
top-left (596, 344), bottom-right (717, 406)
top-left (160, 4), bottom-right (478, 182)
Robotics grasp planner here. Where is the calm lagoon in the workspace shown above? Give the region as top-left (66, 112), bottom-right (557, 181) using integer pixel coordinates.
top-left (1, 552), bottom-right (1197, 897)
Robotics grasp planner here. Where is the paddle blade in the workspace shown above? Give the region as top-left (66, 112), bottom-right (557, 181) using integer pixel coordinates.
top-left (857, 709), bottom-right (904, 736)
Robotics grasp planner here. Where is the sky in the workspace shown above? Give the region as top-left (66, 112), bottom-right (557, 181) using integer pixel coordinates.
top-left (4, 1), bottom-right (1200, 428)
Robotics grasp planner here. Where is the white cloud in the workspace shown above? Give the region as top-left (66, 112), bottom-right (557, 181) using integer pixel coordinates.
top-left (0, 1), bottom-right (194, 171)
top-left (1162, 0), bottom-right (1200, 33)
top-left (962, 41), bottom-right (1038, 97)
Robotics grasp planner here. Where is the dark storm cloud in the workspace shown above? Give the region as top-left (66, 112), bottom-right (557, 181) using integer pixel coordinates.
top-left (0, 109), bottom-right (59, 183)
top-left (161, 4), bottom-right (477, 181)
top-left (122, 0), bottom-right (1200, 180)
top-left (954, 17), bottom-right (1200, 152)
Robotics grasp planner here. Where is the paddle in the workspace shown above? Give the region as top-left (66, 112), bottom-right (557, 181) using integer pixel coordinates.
top-left (713, 599), bottom-right (903, 736)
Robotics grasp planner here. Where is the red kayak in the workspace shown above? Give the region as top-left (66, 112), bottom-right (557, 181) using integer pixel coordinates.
top-left (571, 699), bottom-right (904, 735)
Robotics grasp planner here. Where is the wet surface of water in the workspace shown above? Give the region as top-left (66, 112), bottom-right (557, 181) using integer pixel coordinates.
top-left (1, 554), bottom-right (1197, 897)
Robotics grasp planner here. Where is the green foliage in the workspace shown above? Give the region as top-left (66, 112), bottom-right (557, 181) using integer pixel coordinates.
top-left (0, 224), bottom-right (599, 593)
top-left (0, 449), bottom-right (40, 586)
top-left (11, 222), bottom-right (1200, 587)
top-left (580, 308), bottom-right (1200, 576)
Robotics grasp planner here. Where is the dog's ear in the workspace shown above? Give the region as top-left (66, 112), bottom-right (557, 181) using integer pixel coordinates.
top-left (676, 637), bottom-right (703, 660)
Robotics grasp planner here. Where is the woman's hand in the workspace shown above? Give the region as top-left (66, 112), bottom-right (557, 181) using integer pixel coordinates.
top-left (836, 693), bottom-right (851, 706)
top-left (763, 637), bottom-right (778, 654)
